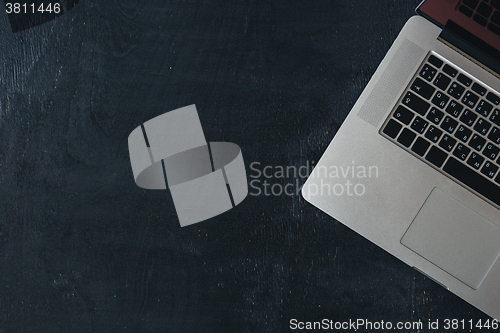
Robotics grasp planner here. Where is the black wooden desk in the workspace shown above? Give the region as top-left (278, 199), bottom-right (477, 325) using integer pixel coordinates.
top-left (0, 0), bottom-right (494, 331)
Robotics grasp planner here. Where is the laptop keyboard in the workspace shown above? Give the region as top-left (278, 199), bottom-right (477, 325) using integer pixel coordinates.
top-left (381, 53), bottom-right (500, 207)
top-left (458, 0), bottom-right (500, 35)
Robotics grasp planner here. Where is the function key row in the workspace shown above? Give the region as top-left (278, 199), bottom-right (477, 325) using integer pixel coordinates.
top-left (413, 57), bottom-right (500, 123)
top-left (419, 55), bottom-right (498, 103)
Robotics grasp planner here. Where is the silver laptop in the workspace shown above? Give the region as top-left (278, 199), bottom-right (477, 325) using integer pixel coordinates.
top-left (302, 0), bottom-right (500, 320)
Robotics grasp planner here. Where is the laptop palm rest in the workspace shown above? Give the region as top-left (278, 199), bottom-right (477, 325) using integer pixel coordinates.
top-left (401, 188), bottom-right (500, 290)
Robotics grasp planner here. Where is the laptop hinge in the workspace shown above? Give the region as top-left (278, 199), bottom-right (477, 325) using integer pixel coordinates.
top-left (438, 20), bottom-right (500, 79)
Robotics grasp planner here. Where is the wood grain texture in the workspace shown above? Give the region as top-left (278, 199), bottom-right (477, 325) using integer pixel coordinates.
top-left (0, 0), bottom-right (494, 332)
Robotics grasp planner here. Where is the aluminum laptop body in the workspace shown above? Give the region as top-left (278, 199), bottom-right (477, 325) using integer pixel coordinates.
top-left (302, 0), bottom-right (500, 320)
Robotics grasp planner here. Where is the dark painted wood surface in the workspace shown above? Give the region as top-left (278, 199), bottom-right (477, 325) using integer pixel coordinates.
top-left (0, 0), bottom-right (495, 332)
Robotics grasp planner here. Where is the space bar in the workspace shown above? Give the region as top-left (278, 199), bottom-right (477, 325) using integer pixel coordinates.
top-left (443, 157), bottom-right (500, 207)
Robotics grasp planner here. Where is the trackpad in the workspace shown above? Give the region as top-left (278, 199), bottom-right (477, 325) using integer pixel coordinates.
top-left (401, 188), bottom-right (500, 290)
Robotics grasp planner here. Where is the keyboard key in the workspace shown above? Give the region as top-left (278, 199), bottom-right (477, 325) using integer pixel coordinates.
top-left (472, 83), bottom-right (487, 96)
top-left (489, 22), bottom-right (500, 35)
top-left (476, 100), bottom-right (494, 117)
top-left (488, 126), bottom-right (500, 144)
top-left (453, 143), bottom-right (471, 160)
top-left (411, 116), bottom-right (429, 134)
top-left (459, 4), bottom-right (474, 17)
top-left (481, 161), bottom-right (499, 178)
top-left (383, 119), bottom-right (402, 138)
top-left (467, 152), bottom-right (485, 169)
top-left (442, 64), bottom-right (457, 78)
top-left (469, 134), bottom-right (487, 151)
top-left (419, 64), bottom-right (437, 81)
top-left (445, 100), bottom-right (464, 117)
top-left (474, 118), bottom-right (492, 136)
top-left (462, 91), bottom-right (480, 108)
top-left (397, 128), bottom-right (416, 147)
top-left (441, 116), bottom-right (458, 133)
top-left (474, 13), bottom-right (488, 26)
top-left (463, 0), bottom-right (479, 9)
top-left (411, 137), bottom-right (431, 156)
top-left (486, 92), bottom-right (500, 105)
top-left (484, 142), bottom-right (500, 160)
top-left (492, 0), bottom-right (500, 10)
top-left (477, 2), bottom-right (494, 18)
top-left (460, 109), bottom-right (478, 126)
top-left (393, 105), bottom-right (414, 125)
top-left (411, 77), bottom-right (436, 100)
top-left (432, 91), bottom-right (450, 109)
top-left (425, 125), bottom-right (443, 143)
top-left (457, 74), bottom-right (472, 87)
top-left (433, 73), bottom-right (451, 91)
top-left (443, 157), bottom-right (500, 207)
top-left (426, 146), bottom-right (448, 167)
top-left (490, 109), bottom-right (500, 126)
top-left (455, 125), bottom-right (473, 142)
top-left (492, 9), bottom-right (500, 24)
top-left (440, 134), bottom-right (457, 152)
top-left (427, 107), bottom-right (444, 124)
top-left (447, 82), bottom-right (466, 100)
top-left (402, 92), bottom-right (430, 116)
top-left (427, 55), bottom-right (443, 68)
